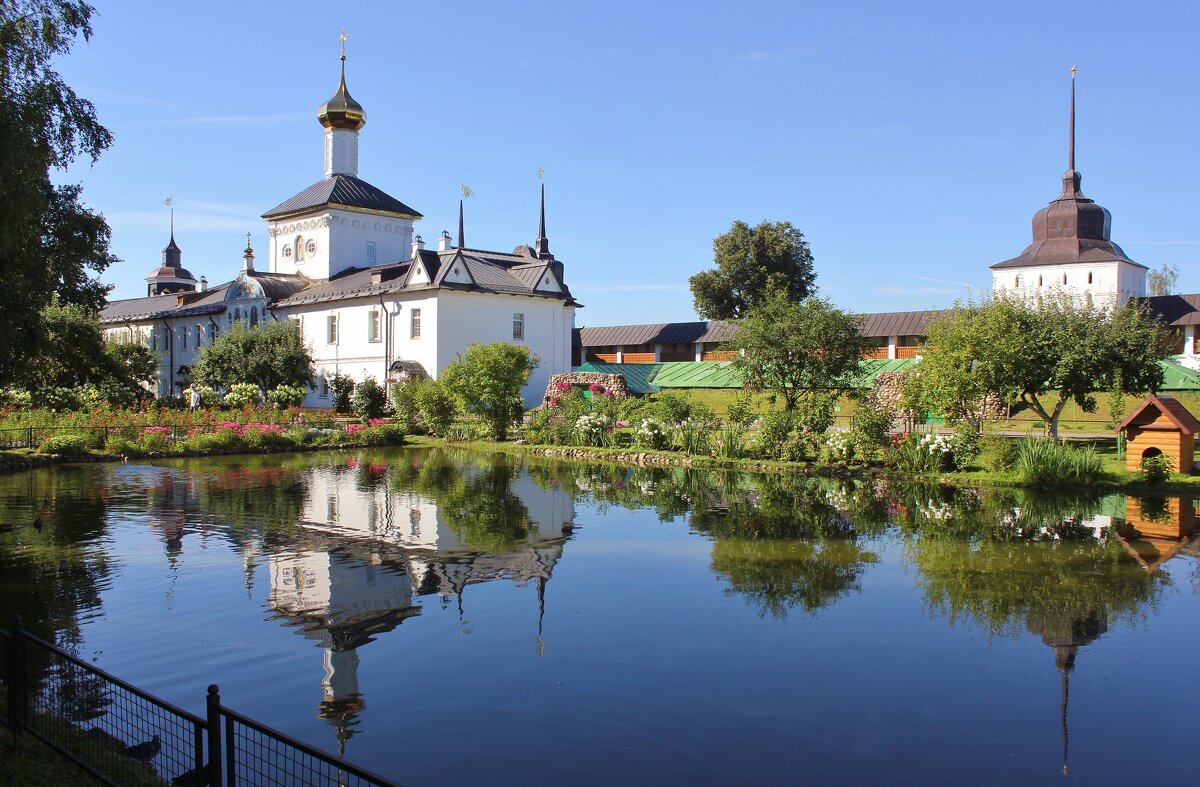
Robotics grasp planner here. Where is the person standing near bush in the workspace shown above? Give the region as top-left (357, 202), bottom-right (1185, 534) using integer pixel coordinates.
top-left (189, 386), bottom-right (201, 413)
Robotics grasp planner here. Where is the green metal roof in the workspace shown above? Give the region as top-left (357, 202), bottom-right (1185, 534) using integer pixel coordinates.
top-left (651, 361), bottom-right (743, 389)
top-left (1158, 359), bottom-right (1200, 391)
top-left (573, 362), bottom-right (663, 394)
top-left (854, 359), bottom-right (919, 388)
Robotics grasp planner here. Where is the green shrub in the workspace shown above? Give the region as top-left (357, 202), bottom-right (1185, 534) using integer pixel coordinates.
top-left (573, 413), bottom-right (614, 447)
top-left (37, 433), bottom-right (89, 456)
top-left (894, 432), bottom-right (951, 473)
top-left (757, 410), bottom-right (794, 459)
top-left (353, 377), bottom-right (389, 421)
top-left (1140, 453), bottom-right (1175, 485)
top-left (634, 417), bottom-right (670, 450)
top-left (240, 425), bottom-right (294, 449)
top-left (979, 434), bottom-right (1019, 472)
top-left (714, 423), bottom-right (745, 459)
top-left (0, 387), bottom-right (32, 409)
top-left (267, 384), bottom-right (307, 408)
top-left (1015, 438), bottom-right (1104, 487)
top-left (948, 421), bottom-right (981, 469)
top-left (330, 373), bottom-right (355, 414)
top-left (223, 383), bottom-right (262, 408)
top-left (103, 435), bottom-right (143, 457)
top-left (849, 400), bottom-right (894, 462)
top-left (389, 380), bottom-right (423, 429)
top-left (415, 380), bottom-right (458, 437)
top-left (355, 423), bottom-right (407, 446)
top-left (138, 427), bottom-right (174, 453)
top-left (653, 391), bottom-right (692, 424)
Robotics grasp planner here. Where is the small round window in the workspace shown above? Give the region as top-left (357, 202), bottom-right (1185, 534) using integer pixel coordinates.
top-left (454, 268), bottom-right (460, 275)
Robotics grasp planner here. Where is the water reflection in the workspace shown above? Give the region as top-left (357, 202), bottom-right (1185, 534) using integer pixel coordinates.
top-left (0, 450), bottom-right (1196, 781)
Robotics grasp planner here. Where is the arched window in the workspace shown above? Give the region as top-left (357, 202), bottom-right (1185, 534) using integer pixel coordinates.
top-left (1088, 272), bottom-right (1093, 284)
top-left (1038, 275), bottom-right (1043, 287)
top-left (1014, 275), bottom-right (1019, 287)
top-left (295, 236), bottom-right (306, 262)
top-left (250, 306), bottom-right (259, 327)
top-left (367, 242), bottom-right (377, 264)
top-left (1062, 274), bottom-right (1067, 285)
top-left (234, 308), bottom-right (242, 323)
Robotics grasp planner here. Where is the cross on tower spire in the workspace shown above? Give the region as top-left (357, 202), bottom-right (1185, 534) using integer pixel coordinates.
top-left (1069, 66), bottom-right (1077, 172)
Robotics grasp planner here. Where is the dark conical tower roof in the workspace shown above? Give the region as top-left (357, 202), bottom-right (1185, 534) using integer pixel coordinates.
top-left (991, 71), bottom-right (1145, 271)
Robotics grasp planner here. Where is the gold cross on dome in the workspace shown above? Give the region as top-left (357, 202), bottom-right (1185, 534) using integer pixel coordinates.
top-left (537, 167), bottom-right (545, 183)
top-left (339, 29), bottom-right (348, 57)
top-left (460, 183), bottom-right (474, 199)
top-left (246, 232), bottom-right (252, 249)
top-left (1071, 65), bottom-right (1077, 77)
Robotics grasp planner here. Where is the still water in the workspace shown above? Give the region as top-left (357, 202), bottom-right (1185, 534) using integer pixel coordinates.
top-left (0, 448), bottom-right (1196, 784)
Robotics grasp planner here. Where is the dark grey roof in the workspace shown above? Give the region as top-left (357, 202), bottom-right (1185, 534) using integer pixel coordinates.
top-left (100, 283), bottom-right (232, 324)
top-left (575, 321), bottom-right (737, 347)
top-left (1139, 294), bottom-right (1200, 327)
top-left (857, 309), bottom-right (945, 338)
top-left (262, 175), bottom-right (422, 219)
top-left (245, 272), bottom-right (310, 301)
top-left (574, 312), bottom-right (945, 349)
top-left (272, 247), bottom-right (578, 307)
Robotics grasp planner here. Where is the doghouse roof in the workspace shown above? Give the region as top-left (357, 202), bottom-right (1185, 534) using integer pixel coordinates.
top-left (1118, 395), bottom-right (1200, 435)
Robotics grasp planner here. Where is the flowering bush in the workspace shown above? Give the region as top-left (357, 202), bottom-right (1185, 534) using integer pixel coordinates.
top-left (223, 383), bottom-right (262, 408)
top-left (890, 431), bottom-right (952, 473)
top-left (675, 417), bottom-right (711, 455)
top-left (824, 431), bottom-right (854, 462)
top-left (139, 426), bottom-right (173, 453)
top-left (634, 418), bottom-right (670, 450)
top-left (574, 412), bottom-right (614, 447)
top-left (267, 384), bottom-right (308, 408)
top-left (182, 384), bottom-right (220, 408)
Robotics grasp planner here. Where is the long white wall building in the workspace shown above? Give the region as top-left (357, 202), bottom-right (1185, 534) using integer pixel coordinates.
top-left (101, 52), bottom-right (578, 408)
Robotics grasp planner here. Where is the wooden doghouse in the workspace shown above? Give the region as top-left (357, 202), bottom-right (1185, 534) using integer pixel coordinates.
top-left (1117, 395), bottom-right (1200, 473)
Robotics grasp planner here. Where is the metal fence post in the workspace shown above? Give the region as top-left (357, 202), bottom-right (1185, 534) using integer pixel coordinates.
top-left (206, 684), bottom-right (225, 787)
top-left (9, 616), bottom-right (27, 732)
top-left (26, 427), bottom-right (33, 449)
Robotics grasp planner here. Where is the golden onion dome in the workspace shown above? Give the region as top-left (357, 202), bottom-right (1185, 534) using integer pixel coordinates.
top-left (317, 57), bottom-right (366, 131)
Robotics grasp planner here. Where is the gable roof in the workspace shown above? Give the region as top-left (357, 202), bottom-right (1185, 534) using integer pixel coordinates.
top-left (262, 174), bottom-right (422, 219)
top-left (1117, 394), bottom-right (1200, 434)
top-left (100, 283), bottom-right (232, 324)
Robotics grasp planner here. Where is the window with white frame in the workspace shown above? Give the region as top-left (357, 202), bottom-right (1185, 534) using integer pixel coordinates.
top-left (195, 325), bottom-right (201, 347)
top-left (367, 242), bottom-right (377, 265)
top-left (512, 312), bottom-right (525, 340)
top-left (319, 375), bottom-right (329, 397)
top-left (327, 314), bottom-right (338, 344)
top-left (411, 308), bottom-right (421, 339)
top-left (180, 325), bottom-right (187, 350)
top-left (368, 309), bottom-right (381, 343)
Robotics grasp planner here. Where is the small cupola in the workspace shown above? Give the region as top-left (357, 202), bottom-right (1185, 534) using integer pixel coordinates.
top-left (316, 54), bottom-right (366, 132)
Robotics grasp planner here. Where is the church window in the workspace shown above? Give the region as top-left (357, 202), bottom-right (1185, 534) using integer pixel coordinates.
top-left (180, 326), bottom-right (187, 350)
top-left (1063, 274), bottom-right (1068, 285)
top-left (512, 312), bottom-right (525, 341)
top-left (150, 328), bottom-right (157, 352)
top-left (195, 325), bottom-right (201, 347)
top-left (327, 314), bottom-right (338, 344)
top-left (1088, 272), bottom-right (1093, 284)
top-left (234, 308), bottom-right (242, 323)
top-left (211, 324), bottom-right (219, 343)
top-left (250, 306), bottom-right (259, 327)
top-left (367, 242), bottom-right (377, 264)
top-left (1014, 275), bottom-right (1019, 287)
top-left (319, 375), bottom-right (329, 398)
top-left (410, 308), bottom-right (421, 339)
top-left (1038, 275), bottom-right (1043, 287)
top-left (295, 236), bottom-right (306, 262)
top-left (368, 309), bottom-right (381, 343)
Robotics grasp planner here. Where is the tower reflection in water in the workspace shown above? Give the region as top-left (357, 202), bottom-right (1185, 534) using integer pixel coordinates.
top-left (258, 453), bottom-right (574, 753)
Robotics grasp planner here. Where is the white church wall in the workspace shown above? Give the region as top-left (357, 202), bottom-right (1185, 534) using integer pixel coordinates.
top-left (433, 291), bottom-right (574, 409)
top-left (269, 210), bottom-right (414, 280)
top-left (991, 260), bottom-right (1146, 307)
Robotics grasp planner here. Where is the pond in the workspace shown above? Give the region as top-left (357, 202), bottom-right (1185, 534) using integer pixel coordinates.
top-left (0, 448), bottom-right (1196, 784)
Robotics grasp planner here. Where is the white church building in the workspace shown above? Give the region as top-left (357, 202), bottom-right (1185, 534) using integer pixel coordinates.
top-left (100, 53), bottom-right (578, 408)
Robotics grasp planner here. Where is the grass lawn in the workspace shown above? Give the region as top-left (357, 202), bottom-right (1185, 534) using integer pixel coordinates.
top-left (0, 729), bottom-right (101, 786)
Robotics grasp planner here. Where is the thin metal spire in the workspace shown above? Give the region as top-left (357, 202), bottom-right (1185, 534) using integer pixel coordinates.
top-left (457, 199), bottom-right (464, 249)
top-left (1069, 66), bottom-right (1077, 172)
top-left (535, 183), bottom-right (551, 258)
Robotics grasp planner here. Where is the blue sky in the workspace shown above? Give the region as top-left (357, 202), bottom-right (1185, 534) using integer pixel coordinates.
top-left (60, 0), bottom-right (1198, 326)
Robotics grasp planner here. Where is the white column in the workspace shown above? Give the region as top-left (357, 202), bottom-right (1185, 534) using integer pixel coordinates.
top-left (694, 342), bottom-right (703, 362)
top-left (615, 346), bottom-right (624, 364)
top-left (1185, 325), bottom-right (1196, 355)
top-left (324, 128), bottom-right (359, 177)
top-left (654, 344), bottom-right (662, 362)
top-left (887, 335), bottom-right (898, 360)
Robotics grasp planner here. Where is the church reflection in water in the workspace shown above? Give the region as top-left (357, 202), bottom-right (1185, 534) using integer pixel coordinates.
top-left (256, 454), bottom-right (574, 753)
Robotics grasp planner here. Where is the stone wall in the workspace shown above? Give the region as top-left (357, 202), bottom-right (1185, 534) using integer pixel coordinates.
top-left (543, 372), bottom-right (628, 404)
top-left (867, 370), bottom-right (1007, 428)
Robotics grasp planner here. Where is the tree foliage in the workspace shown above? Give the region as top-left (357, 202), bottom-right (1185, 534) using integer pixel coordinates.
top-left (0, 1), bottom-right (117, 382)
top-left (24, 302), bottom-right (155, 400)
top-left (689, 220), bottom-right (817, 320)
top-left (907, 293), bottom-right (1167, 439)
top-left (1146, 264), bottom-right (1179, 297)
top-left (441, 342), bottom-right (539, 440)
top-left (725, 294), bottom-right (868, 411)
top-left (192, 320), bottom-right (315, 394)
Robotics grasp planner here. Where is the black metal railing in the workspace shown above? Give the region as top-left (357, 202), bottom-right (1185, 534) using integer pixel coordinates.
top-left (3, 617), bottom-right (398, 786)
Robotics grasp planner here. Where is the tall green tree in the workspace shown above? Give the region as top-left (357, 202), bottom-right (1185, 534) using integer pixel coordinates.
top-left (909, 293), bottom-right (1167, 439)
top-left (26, 302), bottom-right (153, 396)
top-left (0, 1), bottom-right (116, 382)
top-left (1146, 263), bottom-right (1179, 297)
top-left (441, 342), bottom-right (539, 440)
top-left (725, 293), bottom-right (867, 411)
top-left (192, 320), bottom-right (315, 394)
top-left (689, 220), bottom-right (817, 320)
